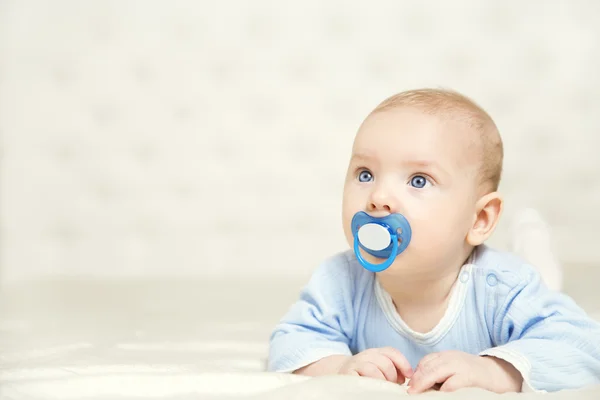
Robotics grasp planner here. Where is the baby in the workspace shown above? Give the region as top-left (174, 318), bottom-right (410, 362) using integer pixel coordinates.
top-left (267, 88), bottom-right (600, 393)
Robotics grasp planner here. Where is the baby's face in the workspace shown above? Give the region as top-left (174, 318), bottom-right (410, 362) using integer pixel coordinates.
top-left (342, 107), bottom-right (482, 275)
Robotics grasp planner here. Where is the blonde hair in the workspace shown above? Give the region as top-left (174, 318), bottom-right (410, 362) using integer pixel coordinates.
top-left (371, 88), bottom-right (503, 192)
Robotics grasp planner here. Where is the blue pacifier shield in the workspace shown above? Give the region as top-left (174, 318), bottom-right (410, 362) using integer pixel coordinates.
top-left (351, 211), bottom-right (412, 272)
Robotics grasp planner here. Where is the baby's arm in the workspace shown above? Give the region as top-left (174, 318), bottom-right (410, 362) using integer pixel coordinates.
top-left (480, 265), bottom-right (600, 392)
top-left (267, 255), bottom-right (413, 382)
top-left (296, 348), bottom-right (413, 383)
top-left (267, 255), bottom-right (356, 373)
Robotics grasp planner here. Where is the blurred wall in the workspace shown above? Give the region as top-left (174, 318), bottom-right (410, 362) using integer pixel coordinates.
top-left (0, 0), bottom-right (599, 283)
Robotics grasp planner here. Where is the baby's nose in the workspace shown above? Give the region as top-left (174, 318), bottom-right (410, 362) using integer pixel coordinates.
top-left (367, 182), bottom-right (398, 213)
top-left (367, 190), bottom-right (395, 213)
top-left (368, 201), bottom-right (391, 212)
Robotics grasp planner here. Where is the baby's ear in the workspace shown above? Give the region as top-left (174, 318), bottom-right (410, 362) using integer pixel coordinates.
top-left (467, 192), bottom-right (503, 246)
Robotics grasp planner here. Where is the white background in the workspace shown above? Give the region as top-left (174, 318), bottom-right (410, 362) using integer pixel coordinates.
top-left (1, 0), bottom-right (599, 283)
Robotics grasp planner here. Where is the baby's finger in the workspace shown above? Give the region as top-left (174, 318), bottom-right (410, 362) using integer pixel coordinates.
top-left (368, 353), bottom-right (398, 383)
top-left (407, 363), bottom-right (454, 394)
top-left (355, 362), bottom-right (387, 381)
top-left (377, 347), bottom-right (414, 379)
top-left (412, 352), bottom-right (445, 381)
top-left (440, 375), bottom-right (471, 392)
top-left (417, 352), bottom-right (442, 368)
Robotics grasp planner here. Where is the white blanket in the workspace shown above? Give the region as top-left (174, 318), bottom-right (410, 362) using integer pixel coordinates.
top-left (4, 368), bottom-right (600, 399)
top-left (1, 279), bottom-right (599, 399)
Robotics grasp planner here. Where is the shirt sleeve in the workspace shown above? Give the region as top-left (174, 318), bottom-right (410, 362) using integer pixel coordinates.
top-left (267, 254), bottom-right (357, 373)
top-left (479, 264), bottom-right (600, 392)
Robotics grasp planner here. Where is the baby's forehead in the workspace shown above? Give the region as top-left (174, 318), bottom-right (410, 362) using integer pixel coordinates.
top-left (358, 107), bottom-right (482, 160)
top-left (359, 89), bottom-right (502, 191)
top-left (352, 110), bottom-right (485, 186)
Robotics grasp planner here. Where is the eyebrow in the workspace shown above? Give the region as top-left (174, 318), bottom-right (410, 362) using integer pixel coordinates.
top-left (350, 152), bottom-right (376, 162)
top-left (350, 153), bottom-right (448, 176)
top-left (404, 159), bottom-right (451, 180)
top-left (403, 160), bottom-right (440, 169)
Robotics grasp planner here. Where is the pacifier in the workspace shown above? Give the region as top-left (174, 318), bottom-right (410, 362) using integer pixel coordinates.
top-left (351, 211), bottom-right (412, 272)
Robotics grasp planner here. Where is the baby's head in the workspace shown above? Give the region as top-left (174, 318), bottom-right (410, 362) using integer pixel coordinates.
top-left (342, 88), bottom-right (503, 276)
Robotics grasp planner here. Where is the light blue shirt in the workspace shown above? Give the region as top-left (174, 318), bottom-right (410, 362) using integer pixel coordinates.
top-left (268, 244), bottom-right (600, 392)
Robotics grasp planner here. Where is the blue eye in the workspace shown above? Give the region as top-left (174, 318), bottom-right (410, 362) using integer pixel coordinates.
top-left (358, 170), bottom-right (373, 182)
top-left (410, 175), bottom-right (428, 188)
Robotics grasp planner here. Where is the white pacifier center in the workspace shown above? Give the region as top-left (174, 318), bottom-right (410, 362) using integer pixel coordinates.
top-left (357, 223), bottom-right (392, 251)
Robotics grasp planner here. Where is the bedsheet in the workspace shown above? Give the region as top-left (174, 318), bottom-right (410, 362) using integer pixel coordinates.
top-left (1, 277), bottom-right (598, 399)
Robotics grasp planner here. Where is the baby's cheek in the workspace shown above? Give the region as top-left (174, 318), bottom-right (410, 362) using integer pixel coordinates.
top-left (409, 224), bottom-right (451, 253)
top-left (342, 228), bottom-right (354, 248)
top-left (340, 217), bottom-right (354, 246)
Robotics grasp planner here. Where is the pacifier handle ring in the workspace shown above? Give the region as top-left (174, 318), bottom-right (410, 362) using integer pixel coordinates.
top-left (353, 233), bottom-right (399, 272)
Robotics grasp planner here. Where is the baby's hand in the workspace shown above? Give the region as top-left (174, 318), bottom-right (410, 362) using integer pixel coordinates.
top-left (407, 351), bottom-right (523, 394)
top-left (338, 347), bottom-right (414, 384)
